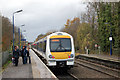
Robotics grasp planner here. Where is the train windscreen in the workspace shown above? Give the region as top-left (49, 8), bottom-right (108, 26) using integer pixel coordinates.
top-left (50, 38), bottom-right (71, 52)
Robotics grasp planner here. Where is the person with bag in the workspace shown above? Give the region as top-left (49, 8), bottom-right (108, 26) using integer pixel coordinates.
top-left (13, 46), bottom-right (19, 66)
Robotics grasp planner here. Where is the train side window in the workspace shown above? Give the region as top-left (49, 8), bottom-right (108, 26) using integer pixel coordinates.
top-left (43, 41), bottom-right (46, 52)
top-left (40, 42), bottom-right (43, 51)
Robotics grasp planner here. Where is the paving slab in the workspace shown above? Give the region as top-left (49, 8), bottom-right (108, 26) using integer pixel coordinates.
top-left (29, 49), bottom-right (57, 78)
top-left (2, 57), bottom-right (33, 78)
top-left (2, 49), bottom-right (57, 79)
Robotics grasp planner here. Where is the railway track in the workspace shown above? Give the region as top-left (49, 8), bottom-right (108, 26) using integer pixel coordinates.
top-left (75, 58), bottom-right (120, 78)
top-left (32, 48), bottom-right (78, 79)
top-left (32, 48), bottom-right (120, 79)
top-left (50, 68), bottom-right (78, 80)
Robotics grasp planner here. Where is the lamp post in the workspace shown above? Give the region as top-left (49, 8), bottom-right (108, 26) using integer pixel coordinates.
top-left (19, 24), bottom-right (25, 49)
top-left (21, 29), bottom-right (26, 47)
top-left (109, 29), bottom-right (112, 55)
top-left (23, 30), bottom-right (26, 46)
top-left (105, 22), bottom-right (112, 55)
top-left (18, 28), bottom-right (20, 48)
top-left (12, 10), bottom-right (23, 51)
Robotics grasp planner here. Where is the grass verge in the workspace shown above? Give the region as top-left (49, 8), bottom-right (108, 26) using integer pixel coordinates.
top-left (1, 60), bottom-right (12, 72)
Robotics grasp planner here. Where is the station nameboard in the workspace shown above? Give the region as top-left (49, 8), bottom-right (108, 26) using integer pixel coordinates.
top-left (21, 39), bottom-right (26, 41)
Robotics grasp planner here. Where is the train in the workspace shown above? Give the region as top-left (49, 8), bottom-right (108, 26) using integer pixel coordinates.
top-left (32, 32), bottom-right (75, 69)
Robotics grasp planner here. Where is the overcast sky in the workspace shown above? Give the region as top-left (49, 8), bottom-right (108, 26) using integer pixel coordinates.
top-left (0, 0), bottom-right (87, 42)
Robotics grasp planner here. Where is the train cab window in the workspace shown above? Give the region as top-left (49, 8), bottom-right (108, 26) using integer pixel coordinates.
top-left (50, 38), bottom-right (71, 52)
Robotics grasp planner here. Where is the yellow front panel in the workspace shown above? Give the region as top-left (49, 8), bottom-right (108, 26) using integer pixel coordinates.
top-left (51, 52), bottom-right (71, 59)
top-left (50, 35), bottom-right (71, 39)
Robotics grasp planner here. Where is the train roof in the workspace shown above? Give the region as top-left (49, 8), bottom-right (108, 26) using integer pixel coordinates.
top-left (49, 32), bottom-right (71, 36)
top-left (33, 32), bottom-right (72, 44)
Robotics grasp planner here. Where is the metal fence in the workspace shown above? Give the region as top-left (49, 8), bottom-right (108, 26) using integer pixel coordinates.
top-left (1, 51), bottom-right (11, 66)
top-left (0, 52), bottom-right (2, 72)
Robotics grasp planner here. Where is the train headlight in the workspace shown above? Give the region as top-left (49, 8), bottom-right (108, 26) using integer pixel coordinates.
top-left (49, 55), bottom-right (52, 58)
top-left (49, 55), bottom-right (55, 59)
top-left (70, 54), bottom-right (74, 58)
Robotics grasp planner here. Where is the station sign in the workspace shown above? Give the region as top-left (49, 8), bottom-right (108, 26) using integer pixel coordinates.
top-left (21, 39), bottom-right (26, 41)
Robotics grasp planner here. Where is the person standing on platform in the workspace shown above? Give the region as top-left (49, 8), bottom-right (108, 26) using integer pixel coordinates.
top-left (21, 46), bottom-right (27, 64)
top-left (13, 46), bottom-right (19, 66)
top-left (26, 47), bottom-right (31, 64)
top-left (16, 46), bottom-right (20, 56)
top-left (28, 43), bottom-right (31, 49)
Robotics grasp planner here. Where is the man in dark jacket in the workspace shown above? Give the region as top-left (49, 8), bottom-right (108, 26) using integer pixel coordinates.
top-left (13, 46), bottom-right (19, 66)
top-left (21, 46), bottom-right (27, 64)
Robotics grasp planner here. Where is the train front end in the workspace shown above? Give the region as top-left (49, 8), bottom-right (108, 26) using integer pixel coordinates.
top-left (47, 32), bottom-right (75, 68)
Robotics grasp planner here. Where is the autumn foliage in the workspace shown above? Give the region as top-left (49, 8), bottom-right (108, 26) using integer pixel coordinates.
top-left (35, 2), bottom-right (120, 55)
top-left (2, 16), bottom-right (23, 51)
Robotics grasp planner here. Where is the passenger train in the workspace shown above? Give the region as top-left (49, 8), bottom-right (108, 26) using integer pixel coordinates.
top-left (32, 32), bottom-right (75, 69)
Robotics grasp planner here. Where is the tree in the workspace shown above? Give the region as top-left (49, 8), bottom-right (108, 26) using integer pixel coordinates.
top-left (2, 16), bottom-right (24, 51)
top-left (2, 16), bottom-right (13, 51)
top-left (77, 23), bottom-right (93, 53)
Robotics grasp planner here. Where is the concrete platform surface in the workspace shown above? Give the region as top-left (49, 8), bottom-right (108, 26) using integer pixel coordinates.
top-left (2, 49), bottom-right (57, 79)
top-left (29, 49), bottom-right (57, 78)
top-left (2, 57), bottom-right (33, 78)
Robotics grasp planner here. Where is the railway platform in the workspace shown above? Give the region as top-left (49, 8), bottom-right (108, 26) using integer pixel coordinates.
top-left (77, 53), bottom-right (120, 69)
top-left (79, 54), bottom-right (120, 62)
top-left (2, 49), bottom-right (57, 79)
